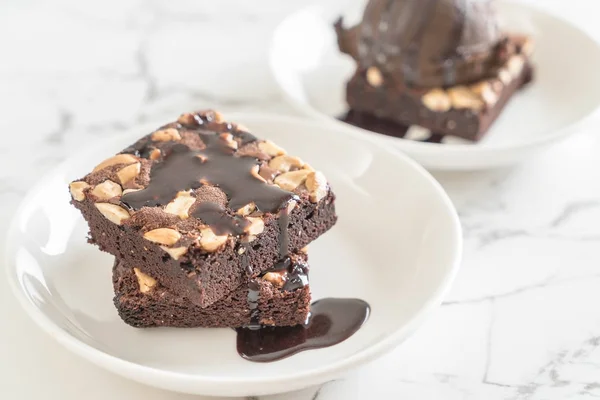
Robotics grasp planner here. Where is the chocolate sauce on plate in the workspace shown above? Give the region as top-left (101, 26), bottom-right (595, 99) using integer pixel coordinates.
top-left (236, 298), bottom-right (370, 362)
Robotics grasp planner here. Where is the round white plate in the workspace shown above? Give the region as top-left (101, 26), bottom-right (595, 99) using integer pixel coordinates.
top-left (6, 115), bottom-right (461, 397)
top-left (269, 1), bottom-right (600, 170)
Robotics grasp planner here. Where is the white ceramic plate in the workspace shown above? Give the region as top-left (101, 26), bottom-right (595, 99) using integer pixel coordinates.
top-left (6, 115), bottom-right (461, 397)
top-left (269, 1), bottom-right (600, 170)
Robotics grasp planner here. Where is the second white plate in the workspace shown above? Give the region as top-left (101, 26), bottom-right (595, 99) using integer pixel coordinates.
top-left (269, 1), bottom-right (600, 170)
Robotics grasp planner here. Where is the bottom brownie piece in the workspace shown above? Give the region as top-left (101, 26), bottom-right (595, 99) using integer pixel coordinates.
top-left (112, 254), bottom-right (311, 328)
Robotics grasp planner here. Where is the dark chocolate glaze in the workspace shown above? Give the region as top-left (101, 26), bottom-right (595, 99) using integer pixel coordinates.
top-left (243, 256), bottom-right (310, 329)
top-left (336, 0), bottom-right (502, 88)
top-left (247, 280), bottom-right (261, 329)
top-left (278, 207), bottom-right (291, 258)
top-left (121, 135), bottom-right (294, 213)
top-left (283, 264), bottom-right (309, 291)
top-left (340, 109), bottom-right (445, 143)
top-left (240, 244), bottom-right (252, 276)
top-left (237, 131), bottom-right (258, 145)
top-left (123, 134), bottom-right (155, 159)
top-left (270, 256), bottom-right (310, 292)
top-left (236, 298), bottom-right (370, 362)
top-left (192, 202), bottom-right (249, 236)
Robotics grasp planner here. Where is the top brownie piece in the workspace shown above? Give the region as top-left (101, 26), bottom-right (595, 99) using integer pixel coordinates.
top-left (70, 110), bottom-right (337, 307)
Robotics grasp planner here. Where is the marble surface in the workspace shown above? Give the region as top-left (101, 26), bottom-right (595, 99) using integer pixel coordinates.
top-left (2, 0), bottom-right (600, 399)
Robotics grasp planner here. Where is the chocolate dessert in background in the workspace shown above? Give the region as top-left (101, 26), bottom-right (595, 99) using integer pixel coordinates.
top-left (335, 0), bottom-right (534, 142)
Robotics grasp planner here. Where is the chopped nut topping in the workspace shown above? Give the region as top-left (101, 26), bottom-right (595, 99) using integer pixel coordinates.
top-left (250, 164), bottom-right (267, 183)
top-left (143, 228), bottom-right (181, 246)
top-left (258, 140), bottom-right (286, 157)
top-left (422, 88), bottom-right (452, 112)
top-left (507, 55), bottom-right (525, 78)
top-left (177, 113), bottom-right (198, 126)
top-left (116, 162), bottom-right (141, 185)
top-left (262, 271), bottom-right (286, 287)
top-left (274, 170), bottom-right (311, 191)
top-left (448, 86), bottom-right (484, 111)
top-left (302, 163), bottom-right (316, 172)
top-left (93, 154), bottom-right (138, 172)
top-left (69, 181), bottom-right (90, 201)
top-left (520, 38), bottom-right (534, 56)
top-left (122, 188), bottom-right (141, 195)
top-left (95, 203), bottom-right (130, 225)
top-left (236, 202), bottom-right (256, 216)
top-left (286, 199), bottom-right (297, 214)
top-left (471, 82), bottom-right (498, 107)
top-left (91, 180), bottom-right (122, 200)
top-left (269, 155), bottom-right (304, 173)
top-left (491, 79), bottom-right (503, 93)
top-left (498, 69), bottom-right (512, 85)
top-left (366, 66), bottom-right (383, 87)
top-left (203, 110), bottom-right (224, 123)
top-left (151, 128), bottom-right (181, 142)
top-left (220, 133), bottom-right (238, 150)
top-left (133, 268), bottom-right (157, 293)
top-left (198, 227), bottom-right (228, 252)
top-left (305, 171), bottom-right (328, 203)
top-left (164, 192), bottom-right (196, 219)
top-left (160, 246), bottom-right (188, 260)
top-left (245, 217), bottom-right (265, 235)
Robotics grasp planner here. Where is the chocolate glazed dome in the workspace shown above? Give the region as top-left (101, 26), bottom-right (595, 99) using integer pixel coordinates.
top-left (336, 0), bottom-right (503, 88)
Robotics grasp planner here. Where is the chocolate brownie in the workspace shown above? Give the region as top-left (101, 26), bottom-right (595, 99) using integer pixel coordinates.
top-left (70, 110), bottom-right (337, 307)
top-left (113, 253), bottom-right (311, 328)
top-left (335, 0), bottom-right (535, 141)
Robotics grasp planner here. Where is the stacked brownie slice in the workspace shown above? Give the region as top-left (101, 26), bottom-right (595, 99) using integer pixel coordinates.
top-left (69, 110), bottom-right (337, 328)
top-left (342, 34), bottom-right (534, 141)
top-left (334, 0), bottom-right (535, 142)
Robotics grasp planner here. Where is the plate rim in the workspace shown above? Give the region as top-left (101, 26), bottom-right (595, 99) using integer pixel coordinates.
top-left (268, 1), bottom-right (600, 156)
top-left (5, 113), bottom-right (463, 395)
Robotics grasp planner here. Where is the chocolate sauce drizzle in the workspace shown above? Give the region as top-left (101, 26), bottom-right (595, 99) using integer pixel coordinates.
top-left (247, 280), bottom-right (261, 328)
top-left (270, 256), bottom-right (309, 292)
top-left (240, 245), bottom-right (252, 276)
top-left (191, 202), bottom-right (249, 236)
top-left (277, 207), bottom-right (291, 258)
top-left (244, 256), bottom-right (310, 330)
top-left (236, 298), bottom-right (370, 362)
top-left (237, 131), bottom-right (258, 146)
top-left (121, 135), bottom-right (294, 213)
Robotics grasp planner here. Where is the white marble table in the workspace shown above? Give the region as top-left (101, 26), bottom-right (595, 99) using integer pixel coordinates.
top-left (2, 0), bottom-right (600, 398)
